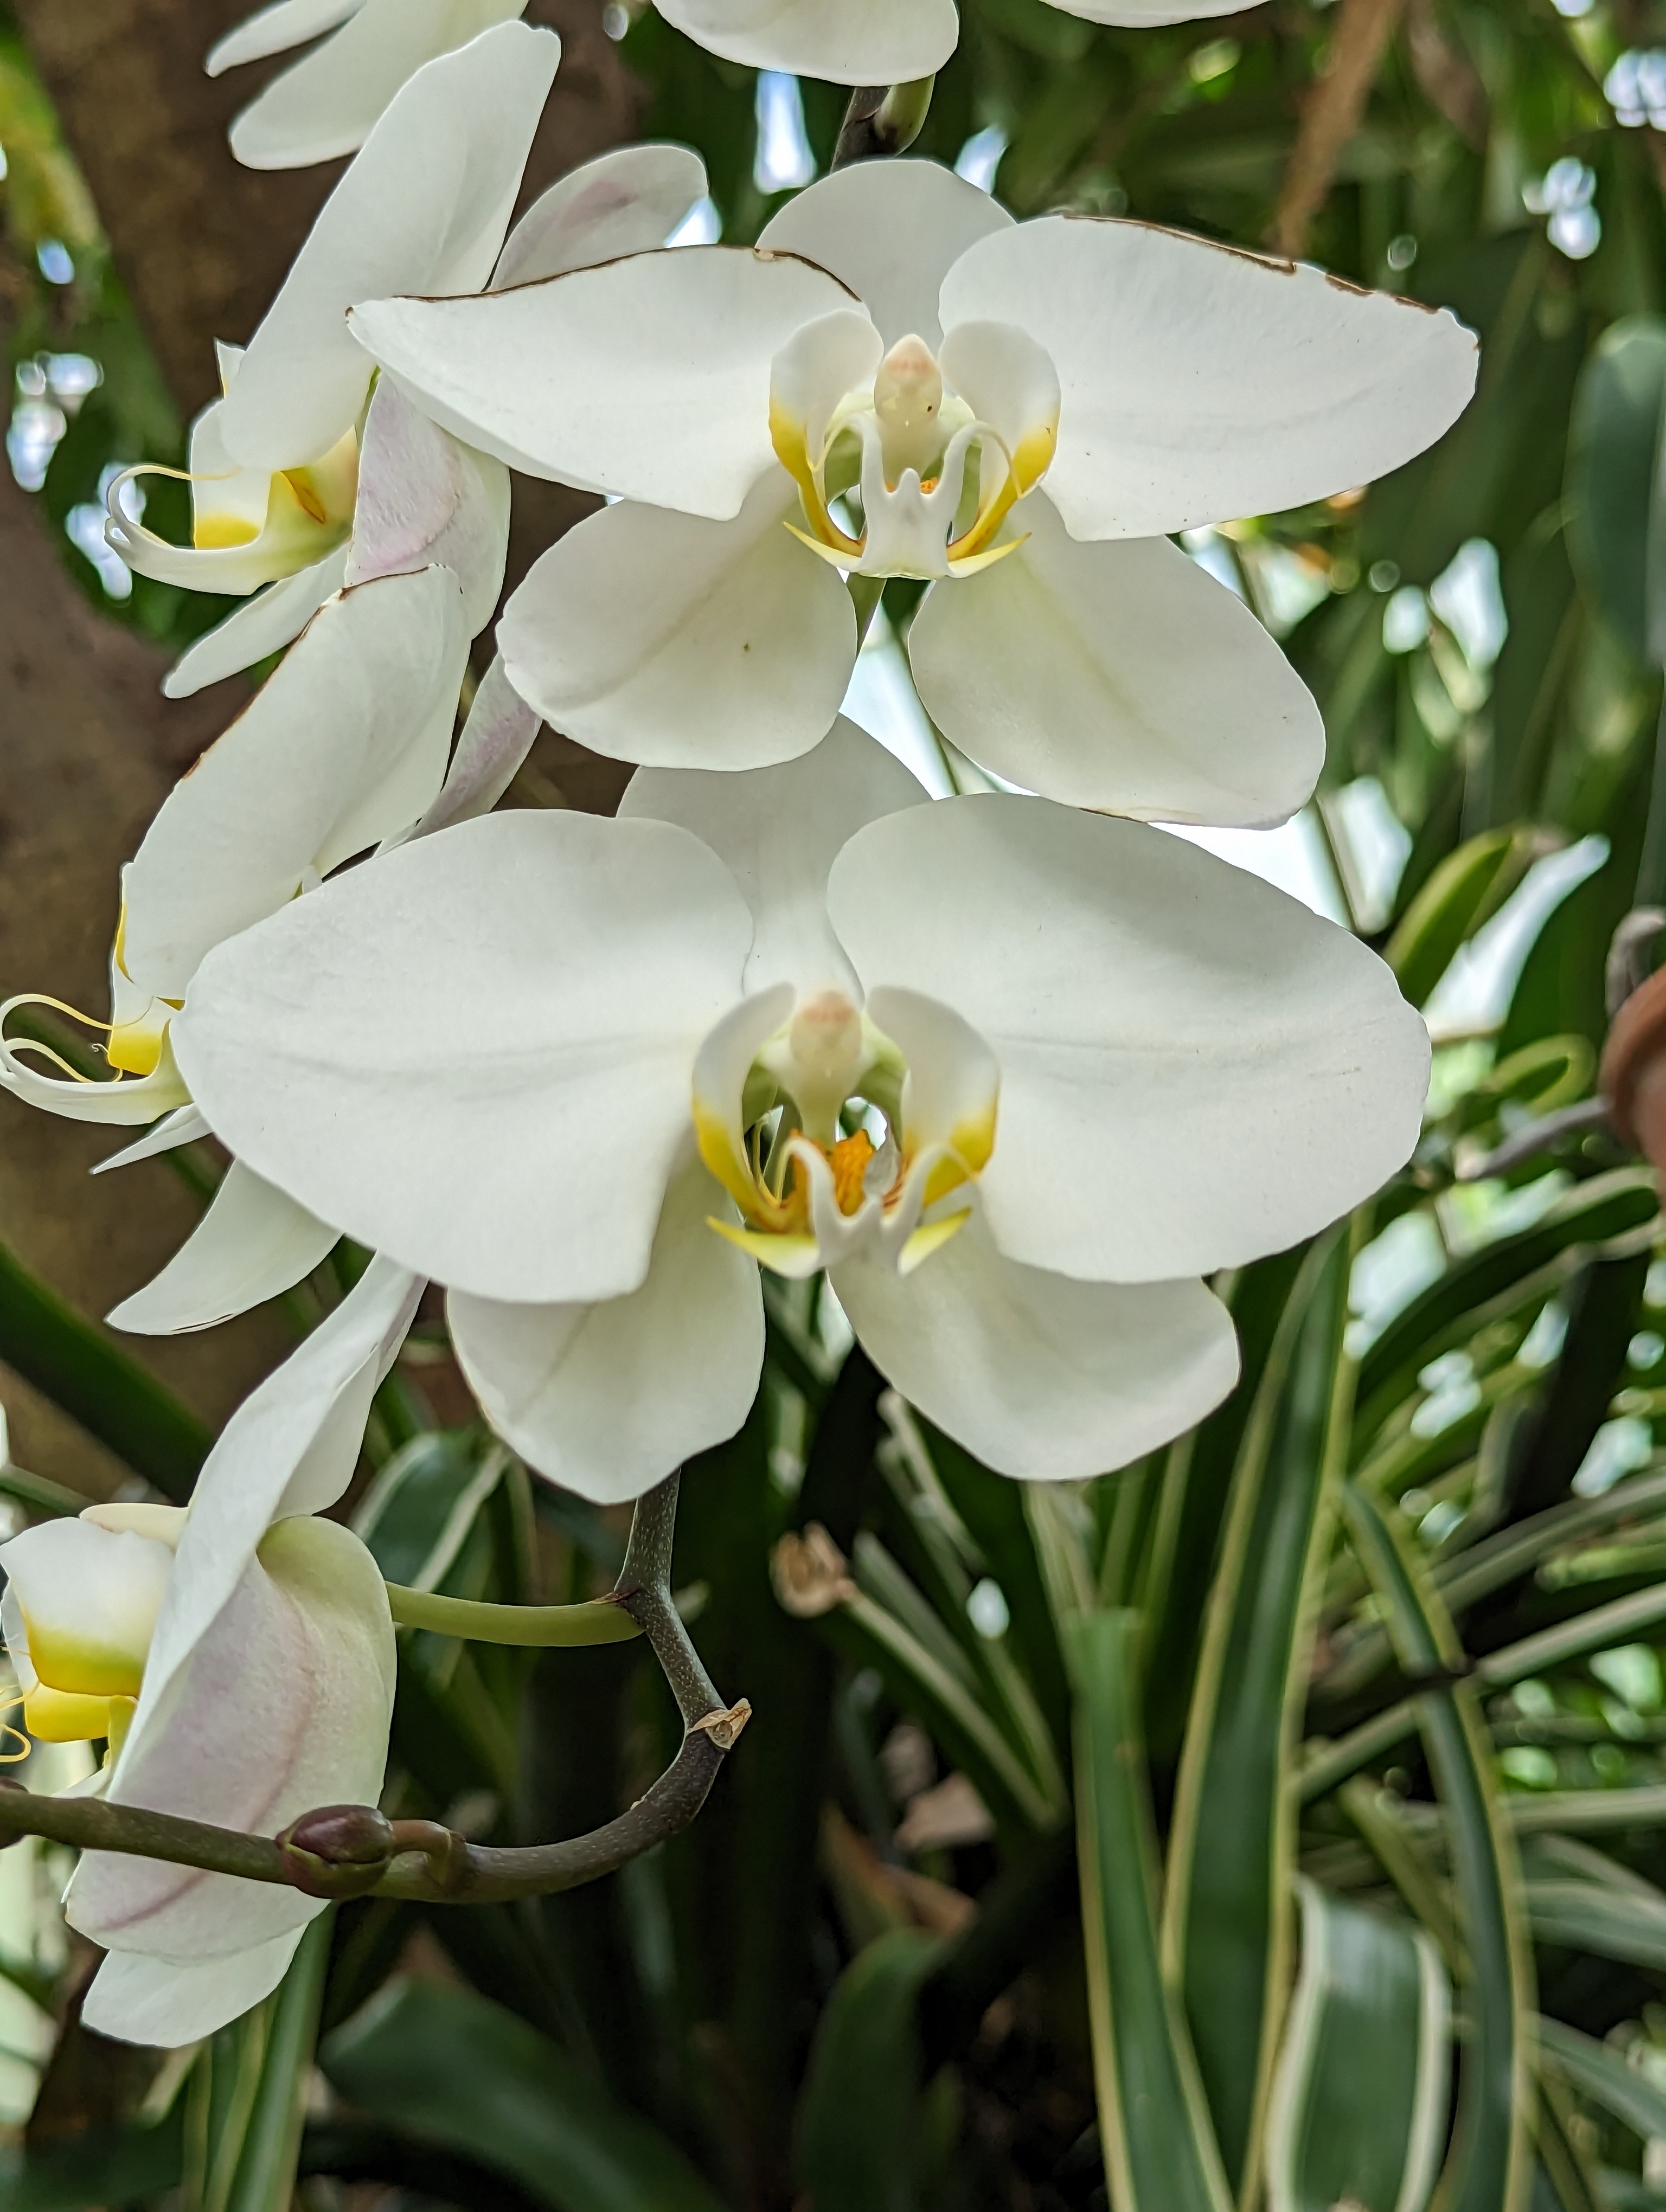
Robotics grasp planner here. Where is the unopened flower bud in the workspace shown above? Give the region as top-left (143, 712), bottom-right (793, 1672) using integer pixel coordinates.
top-left (771, 1524), bottom-right (857, 1619)
top-left (276, 1802), bottom-right (396, 1899)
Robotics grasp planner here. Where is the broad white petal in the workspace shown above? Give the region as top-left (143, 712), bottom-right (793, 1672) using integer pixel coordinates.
top-left (107, 1161), bottom-right (337, 1335)
top-left (345, 380), bottom-right (509, 633)
top-left (499, 477), bottom-right (855, 769)
top-left (835, 1219), bottom-right (1238, 1480)
top-left (350, 246), bottom-right (858, 517)
top-left (492, 143), bottom-right (708, 289)
top-left (161, 546), bottom-right (348, 699)
top-left (450, 1159), bottom-right (764, 1505)
top-left (863, 984), bottom-right (997, 1165)
top-left (81, 1927), bottom-right (310, 2048)
top-left (1048, 0), bottom-right (1253, 16)
top-left (175, 815), bottom-right (752, 1303)
top-left (938, 218), bottom-right (1479, 539)
top-left (208, 0), bottom-right (364, 73)
top-left (219, 21), bottom-right (559, 471)
top-left (659, 0), bottom-right (956, 87)
top-left (407, 653), bottom-right (539, 840)
top-left (622, 715), bottom-right (926, 994)
top-left (124, 568), bottom-right (469, 1000)
top-left (908, 503), bottom-right (1324, 824)
top-left (95, 1104), bottom-right (212, 1174)
top-left (758, 159), bottom-right (1010, 350)
top-left (228, 0), bottom-right (529, 170)
top-left (828, 798), bottom-right (1430, 1282)
top-left (71, 1518), bottom-right (395, 1976)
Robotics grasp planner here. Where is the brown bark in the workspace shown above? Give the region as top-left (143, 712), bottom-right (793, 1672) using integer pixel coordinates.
top-left (1269, 0), bottom-right (1407, 262)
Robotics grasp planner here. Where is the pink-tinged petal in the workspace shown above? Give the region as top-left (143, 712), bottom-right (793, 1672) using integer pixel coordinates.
top-left (492, 143), bottom-right (708, 288)
top-left (344, 379), bottom-right (509, 633)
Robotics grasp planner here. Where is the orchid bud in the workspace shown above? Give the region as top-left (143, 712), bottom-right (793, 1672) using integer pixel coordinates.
top-left (277, 1803), bottom-right (397, 1899)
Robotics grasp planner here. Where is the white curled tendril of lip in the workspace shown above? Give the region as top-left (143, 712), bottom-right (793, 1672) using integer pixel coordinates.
top-left (347, 159), bottom-right (1478, 825)
top-left (168, 719), bottom-right (1431, 1502)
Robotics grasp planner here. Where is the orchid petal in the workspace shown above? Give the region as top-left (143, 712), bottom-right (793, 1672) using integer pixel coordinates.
top-left (492, 143), bottom-right (709, 289)
top-left (938, 218), bottom-right (1478, 540)
top-left (450, 1159), bottom-right (764, 1505)
top-left (107, 1162), bottom-right (337, 1335)
top-left (69, 1516), bottom-right (395, 1985)
top-left (82, 1928), bottom-right (310, 2048)
top-left (654, 0), bottom-right (957, 83)
top-left (0, 1024), bottom-right (190, 1127)
top-left (759, 159), bottom-right (1010, 350)
top-left (344, 380), bottom-right (509, 633)
top-left (407, 653), bottom-right (540, 840)
top-left (349, 246), bottom-right (858, 517)
top-left (862, 985), bottom-right (997, 1181)
top-left (228, 0), bottom-right (529, 171)
top-left (176, 815), bottom-right (753, 1303)
top-left (499, 476), bottom-right (855, 769)
top-left (622, 716), bottom-right (926, 995)
top-left (828, 796), bottom-right (1430, 1283)
top-left (207, 0), bottom-right (364, 74)
top-left (834, 1219), bottom-right (1238, 1481)
top-left (95, 1104), bottom-right (212, 1175)
top-left (0, 1519), bottom-right (174, 1702)
top-left (1048, 0), bottom-right (1259, 17)
top-left (160, 546), bottom-right (348, 699)
top-left (124, 568), bottom-right (468, 1000)
top-left (219, 21), bottom-right (559, 471)
top-left (907, 501), bottom-right (1325, 824)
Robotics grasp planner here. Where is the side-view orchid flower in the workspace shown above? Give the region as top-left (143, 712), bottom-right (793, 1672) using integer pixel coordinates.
top-left (0, 1258), bottom-right (418, 2047)
top-left (168, 720), bottom-right (1430, 1500)
top-left (650, 0), bottom-right (1260, 87)
top-left (350, 159), bottom-right (1478, 828)
top-left (207, 0), bottom-right (528, 170)
top-left (0, 567), bottom-right (478, 1336)
top-left (108, 17), bottom-right (706, 699)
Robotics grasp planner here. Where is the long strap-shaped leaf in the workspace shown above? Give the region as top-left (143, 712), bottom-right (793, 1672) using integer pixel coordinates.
top-left (1067, 1609), bottom-right (1233, 2212)
top-left (1342, 1485), bottom-right (1535, 2212)
top-left (1162, 1227), bottom-right (1353, 2200)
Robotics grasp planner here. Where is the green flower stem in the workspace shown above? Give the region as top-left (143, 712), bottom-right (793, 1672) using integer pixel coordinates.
top-left (385, 1584), bottom-right (641, 1647)
top-left (0, 1474), bottom-right (748, 1906)
top-left (832, 76), bottom-right (934, 170)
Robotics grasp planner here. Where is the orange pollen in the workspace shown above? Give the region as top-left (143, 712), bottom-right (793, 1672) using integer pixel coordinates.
top-left (784, 1129), bottom-right (876, 1222)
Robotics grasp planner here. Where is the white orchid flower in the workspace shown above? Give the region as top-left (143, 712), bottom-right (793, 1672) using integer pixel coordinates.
top-left (108, 15), bottom-right (705, 698)
top-left (0, 567), bottom-right (477, 1336)
top-left (168, 719), bottom-right (1429, 1498)
top-left (207, 0), bottom-right (530, 171)
top-left (349, 160), bottom-right (1478, 827)
top-left (0, 1257), bottom-right (419, 2047)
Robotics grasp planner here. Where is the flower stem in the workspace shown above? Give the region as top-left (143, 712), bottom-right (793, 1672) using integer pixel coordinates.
top-left (385, 1584), bottom-right (640, 1646)
top-left (832, 76), bottom-right (934, 170)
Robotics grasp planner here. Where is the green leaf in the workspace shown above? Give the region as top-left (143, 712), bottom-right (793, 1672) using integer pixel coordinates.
top-left (1536, 2015), bottom-right (1666, 2142)
top-left (794, 1927), bottom-right (944, 2212)
top-left (1523, 1880), bottom-right (1666, 1968)
top-left (222, 1913), bottom-right (332, 2212)
top-left (1342, 1486), bottom-right (1535, 2212)
top-left (354, 1429), bottom-right (506, 1591)
top-left (1067, 1609), bottom-right (1232, 2212)
top-left (1564, 315), bottom-right (1666, 664)
top-left (1264, 1879), bottom-right (1450, 2212)
top-left (321, 1977), bottom-right (727, 2212)
top-left (0, 1236), bottom-right (209, 1501)
top-left (1163, 1228), bottom-right (1353, 2189)
top-left (0, 2115), bottom-right (183, 2210)
top-left (1383, 828), bottom-right (1537, 1011)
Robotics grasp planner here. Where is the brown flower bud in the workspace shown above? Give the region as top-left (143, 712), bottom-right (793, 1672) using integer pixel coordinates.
top-left (771, 1524), bottom-right (857, 1619)
top-left (276, 1803), bottom-right (396, 1899)
top-left (1601, 966), bottom-right (1666, 1174)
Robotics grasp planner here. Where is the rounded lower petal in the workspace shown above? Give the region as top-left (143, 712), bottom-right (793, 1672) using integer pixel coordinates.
top-left (758, 158), bottom-right (1010, 350)
top-left (344, 381), bottom-right (509, 633)
top-left (907, 502), bottom-right (1324, 824)
top-left (835, 1221), bottom-right (1238, 1480)
top-left (71, 1519), bottom-right (395, 1974)
top-left (228, 0), bottom-right (529, 170)
top-left (349, 247), bottom-right (856, 517)
top-left (207, 0), bottom-right (364, 74)
top-left (500, 479), bottom-right (856, 771)
top-left (938, 217), bottom-right (1478, 540)
top-left (656, 0), bottom-right (956, 80)
top-left (124, 567), bottom-right (469, 1001)
top-left (175, 813), bottom-right (753, 1303)
top-left (1048, 0), bottom-right (1254, 15)
top-left (622, 715), bottom-right (927, 994)
top-left (219, 21), bottom-right (559, 471)
top-left (449, 1159), bottom-right (764, 1506)
top-left (81, 1926), bottom-right (312, 2048)
top-left (107, 1161), bottom-right (337, 1336)
top-left (828, 797), bottom-right (1431, 1283)
top-left (160, 547), bottom-right (348, 699)
top-left (492, 143), bottom-right (709, 288)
